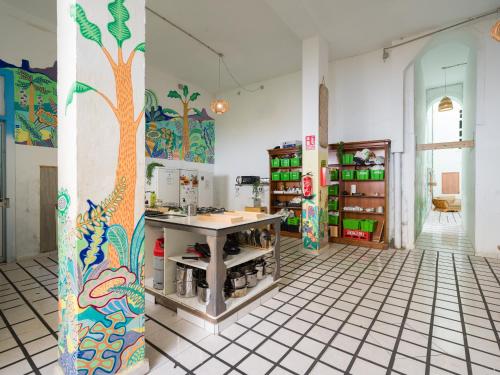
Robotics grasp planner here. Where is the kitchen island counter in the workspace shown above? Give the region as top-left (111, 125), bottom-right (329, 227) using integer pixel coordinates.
top-left (145, 213), bottom-right (282, 331)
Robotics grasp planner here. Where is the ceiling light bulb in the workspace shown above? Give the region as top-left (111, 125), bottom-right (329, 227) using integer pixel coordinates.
top-left (211, 99), bottom-right (229, 114)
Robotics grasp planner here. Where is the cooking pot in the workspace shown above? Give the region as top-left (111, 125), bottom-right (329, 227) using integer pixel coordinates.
top-left (255, 261), bottom-right (266, 280)
top-left (197, 280), bottom-right (210, 305)
top-left (229, 271), bottom-right (246, 289)
top-left (245, 269), bottom-right (258, 288)
top-left (176, 264), bottom-right (197, 298)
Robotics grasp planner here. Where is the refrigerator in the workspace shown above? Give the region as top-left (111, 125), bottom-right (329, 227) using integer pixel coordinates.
top-left (149, 168), bottom-right (213, 208)
top-left (179, 169), bottom-right (198, 208)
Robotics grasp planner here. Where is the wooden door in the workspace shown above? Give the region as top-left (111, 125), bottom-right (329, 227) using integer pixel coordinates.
top-left (40, 166), bottom-right (57, 253)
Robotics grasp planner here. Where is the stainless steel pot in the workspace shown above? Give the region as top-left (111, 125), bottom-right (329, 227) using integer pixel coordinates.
top-left (245, 270), bottom-right (258, 288)
top-left (255, 263), bottom-right (266, 280)
top-left (229, 271), bottom-right (246, 289)
top-left (197, 280), bottom-right (210, 305)
top-left (176, 264), bottom-right (197, 298)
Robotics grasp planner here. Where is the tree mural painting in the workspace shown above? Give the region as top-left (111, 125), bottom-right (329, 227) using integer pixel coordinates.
top-left (145, 88), bottom-right (215, 163)
top-left (1, 60), bottom-right (59, 147)
top-left (66, 0), bottom-right (145, 239)
top-left (165, 85), bottom-right (200, 159)
top-left (60, 1), bottom-right (146, 374)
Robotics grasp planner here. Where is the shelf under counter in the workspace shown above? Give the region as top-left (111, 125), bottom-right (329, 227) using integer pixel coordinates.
top-left (168, 246), bottom-right (274, 271)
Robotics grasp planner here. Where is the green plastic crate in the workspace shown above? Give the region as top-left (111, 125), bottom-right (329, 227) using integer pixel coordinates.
top-left (342, 154), bottom-right (354, 165)
top-left (328, 200), bottom-right (339, 211)
top-left (280, 158), bottom-right (290, 167)
top-left (330, 169), bottom-right (339, 181)
top-left (290, 157), bottom-right (301, 167)
top-left (271, 172), bottom-right (281, 181)
top-left (342, 170), bottom-right (355, 180)
top-left (329, 215), bottom-right (339, 225)
top-left (281, 171), bottom-right (290, 181)
top-left (328, 185), bottom-right (339, 196)
top-left (343, 219), bottom-right (361, 230)
top-left (271, 158), bottom-right (280, 168)
top-left (290, 171), bottom-right (301, 181)
top-left (370, 170), bottom-right (385, 180)
top-left (356, 170), bottom-right (370, 180)
top-left (360, 219), bottom-right (377, 233)
top-left (287, 217), bottom-right (300, 226)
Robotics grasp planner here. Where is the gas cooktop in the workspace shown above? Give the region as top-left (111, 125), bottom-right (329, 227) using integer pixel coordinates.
top-left (197, 207), bottom-right (226, 214)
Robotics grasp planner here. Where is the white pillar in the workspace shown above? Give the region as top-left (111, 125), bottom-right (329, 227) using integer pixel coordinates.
top-left (301, 36), bottom-right (329, 252)
top-left (57, 1), bottom-right (148, 374)
top-left (394, 152), bottom-right (402, 249)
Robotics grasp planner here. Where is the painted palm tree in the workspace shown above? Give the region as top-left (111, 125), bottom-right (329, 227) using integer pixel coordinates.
top-left (164, 85), bottom-right (200, 159)
top-left (17, 70), bottom-right (50, 123)
top-left (66, 0), bottom-right (145, 239)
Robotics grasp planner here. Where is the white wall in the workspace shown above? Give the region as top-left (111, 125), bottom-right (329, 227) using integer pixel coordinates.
top-left (0, 2), bottom-right (57, 259)
top-left (214, 71), bottom-right (302, 209)
top-left (475, 22), bottom-right (500, 258)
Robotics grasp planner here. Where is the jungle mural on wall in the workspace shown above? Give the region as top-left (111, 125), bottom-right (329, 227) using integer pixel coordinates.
top-left (145, 87), bottom-right (215, 164)
top-left (0, 59), bottom-right (58, 147)
top-left (59, 1), bottom-right (146, 374)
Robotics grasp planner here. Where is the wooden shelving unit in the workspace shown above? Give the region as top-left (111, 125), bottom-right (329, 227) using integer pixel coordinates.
top-left (268, 147), bottom-right (302, 239)
top-left (328, 140), bottom-right (390, 249)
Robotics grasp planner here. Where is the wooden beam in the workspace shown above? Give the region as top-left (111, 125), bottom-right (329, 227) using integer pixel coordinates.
top-left (416, 140), bottom-right (474, 151)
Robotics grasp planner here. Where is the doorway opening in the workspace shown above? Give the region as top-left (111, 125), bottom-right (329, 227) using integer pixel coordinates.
top-left (410, 37), bottom-right (476, 254)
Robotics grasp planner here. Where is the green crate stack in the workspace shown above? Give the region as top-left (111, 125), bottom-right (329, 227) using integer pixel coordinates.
top-left (271, 158), bottom-right (280, 168)
top-left (281, 171), bottom-right (290, 181)
top-left (272, 172), bottom-right (281, 181)
top-left (290, 171), bottom-right (301, 181)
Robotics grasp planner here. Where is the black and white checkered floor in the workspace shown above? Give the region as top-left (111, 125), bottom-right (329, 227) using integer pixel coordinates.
top-left (1, 226), bottom-right (500, 374)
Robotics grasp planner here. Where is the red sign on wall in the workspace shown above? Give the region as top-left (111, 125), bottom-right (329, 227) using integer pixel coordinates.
top-left (305, 135), bottom-right (316, 151)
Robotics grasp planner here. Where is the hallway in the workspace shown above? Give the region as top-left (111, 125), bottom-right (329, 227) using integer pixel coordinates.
top-left (416, 211), bottom-right (475, 255)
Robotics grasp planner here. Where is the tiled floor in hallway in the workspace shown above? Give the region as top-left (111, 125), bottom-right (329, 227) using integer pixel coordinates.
top-left (416, 211), bottom-right (474, 255)
top-left (1, 236), bottom-right (500, 374)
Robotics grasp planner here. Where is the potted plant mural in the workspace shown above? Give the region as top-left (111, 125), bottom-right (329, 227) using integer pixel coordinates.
top-left (164, 85), bottom-right (200, 160)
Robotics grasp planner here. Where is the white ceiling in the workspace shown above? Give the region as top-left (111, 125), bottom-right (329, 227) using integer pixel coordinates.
top-left (2, 0), bottom-right (500, 92)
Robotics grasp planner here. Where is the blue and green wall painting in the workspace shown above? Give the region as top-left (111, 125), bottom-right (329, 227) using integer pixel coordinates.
top-left (0, 59), bottom-right (58, 147)
top-left (145, 87), bottom-right (215, 164)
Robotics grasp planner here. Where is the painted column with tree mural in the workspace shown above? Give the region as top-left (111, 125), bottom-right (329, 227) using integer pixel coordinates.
top-left (57, 0), bottom-right (148, 374)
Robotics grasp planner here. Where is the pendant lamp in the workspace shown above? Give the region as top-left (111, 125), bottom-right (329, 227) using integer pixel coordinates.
top-left (438, 68), bottom-right (453, 112)
top-left (491, 16), bottom-right (500, 41)
top-left (211, 55), bottom-right (230, 115)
